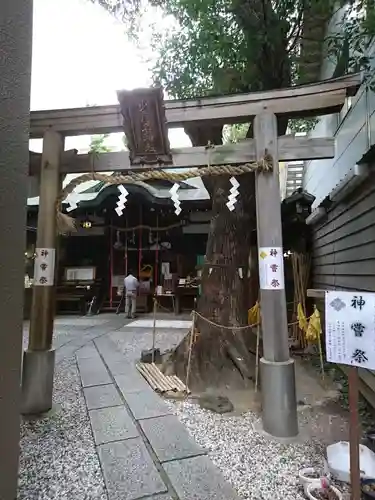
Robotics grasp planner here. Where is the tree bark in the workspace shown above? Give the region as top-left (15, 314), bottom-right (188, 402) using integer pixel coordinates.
top-left (193, 173), bottom-right (257, 384)
top-left (163, 2), bottom-right (293, 390)
top-left (164, 125), bottom-right (258, 388)
top-left (299, 1), bottom-right (335, 84)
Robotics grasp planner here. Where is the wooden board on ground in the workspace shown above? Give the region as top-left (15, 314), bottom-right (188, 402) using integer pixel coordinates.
top-left (136, 362), bottom-right (190, 395)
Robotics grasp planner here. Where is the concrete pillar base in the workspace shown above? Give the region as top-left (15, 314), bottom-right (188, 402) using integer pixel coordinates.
top-left (260, 357), bottom-right (298, 438)
top-left (21, 349), bottom-right (55, 415)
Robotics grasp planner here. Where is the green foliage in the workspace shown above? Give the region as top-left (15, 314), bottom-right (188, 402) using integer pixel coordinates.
top-left (93, 0), bottom-right (374, 89)
top-left (147, 0), bottom-right (298, 99)
top-left (326, 0), bottom-right (375, 89)
top-left (288, 118), bottom-right (319, 133)
top-left (92, 0), bottom-right (375, 123)
top-left (222, 123), bottom-right (249, 144)
top-left (89, 134), bottom-right (112, 154)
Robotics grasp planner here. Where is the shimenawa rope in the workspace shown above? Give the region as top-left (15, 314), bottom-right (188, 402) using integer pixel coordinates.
top-left (55, 154), bottom-right (273, 233)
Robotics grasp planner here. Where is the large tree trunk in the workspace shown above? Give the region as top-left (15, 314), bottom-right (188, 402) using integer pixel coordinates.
top-left (164, 1), bottom-right (293, 390)
top-left (191, 173), bottom-right (258, 385)
top-left (299, 1), bottom-right (335, 84)
top-left (164, 125), bottom-right (258, 389)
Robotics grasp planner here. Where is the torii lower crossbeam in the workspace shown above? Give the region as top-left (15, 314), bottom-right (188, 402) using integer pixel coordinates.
top-left (29, 137), bottom-right (334, 176)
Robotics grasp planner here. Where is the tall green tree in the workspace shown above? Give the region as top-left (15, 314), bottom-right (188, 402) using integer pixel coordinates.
top-left (92, 0), bottom-right (375, 386)
top-left (89, 134), bottom-right (112, 154)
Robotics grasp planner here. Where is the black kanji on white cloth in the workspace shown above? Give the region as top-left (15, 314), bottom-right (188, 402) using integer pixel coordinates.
top-left (351, 322), bottom-right (366, 337)
top-left (351, 349), bottom-right (368, 364)
top-left (351, 295), bottom-right (366, 310)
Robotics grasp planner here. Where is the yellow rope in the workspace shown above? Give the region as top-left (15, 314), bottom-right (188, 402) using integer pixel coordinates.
top-left (194, 311), bottom-right (258, 330)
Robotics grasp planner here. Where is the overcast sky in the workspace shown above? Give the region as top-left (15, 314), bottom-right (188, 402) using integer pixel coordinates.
top-left (30, 0), bottom-right (190, 153)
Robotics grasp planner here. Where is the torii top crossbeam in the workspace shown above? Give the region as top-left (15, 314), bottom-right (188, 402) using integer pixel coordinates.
top-left (29, 73), bottom-right (361, 139)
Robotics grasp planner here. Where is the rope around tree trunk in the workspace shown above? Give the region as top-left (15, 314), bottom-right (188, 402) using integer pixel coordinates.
top-left (55, 155), bottom-right (273, 234)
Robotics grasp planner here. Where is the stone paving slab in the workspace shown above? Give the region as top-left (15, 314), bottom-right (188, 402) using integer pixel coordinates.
top-left (76, 343), bottom-right (99, 359)
top-left (147, 495), bottom-right (173, 500)
top-left (106, 359), bottom-right (134, 376)
top-left (125, 390), bottom-right (172, 420)
top-left (128, 319), bottom-right (192, 329)
top-left (54, 317), bottom-right (111, 326)
top-left (163, 455), bottom-right (240, 500)
top-left (84, 384), bottom-right (123, 410)
top-left (115, 371), bottom-right (151, 395)
top-left (95, 336), bottom-right (134, 375)
top-left (77, 356), bottom-right (112, 387)
top-left (98, 437), bottom-right (168, 500)
top-left (140, 414), bottom-right (205, 463)
top-left (89, 406), bottom-right (139, 445)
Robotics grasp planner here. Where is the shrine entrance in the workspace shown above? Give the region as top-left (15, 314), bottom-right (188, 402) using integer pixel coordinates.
top-left (24, 73), bottom-right (361, 441)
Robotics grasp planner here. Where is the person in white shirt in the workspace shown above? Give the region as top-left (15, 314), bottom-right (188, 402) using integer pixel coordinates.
top-left (124, 270), bottom-right (139, 319)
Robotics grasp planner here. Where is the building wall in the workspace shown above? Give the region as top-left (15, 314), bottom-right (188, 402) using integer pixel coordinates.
top-left (304, 8), bottom-right (375, 291)
top-left (304, 85), bottom-right (372, 209)
top-left (311, 170), bottom-right (375, 292)
top-left (303, 3), bottom-right (375, 209)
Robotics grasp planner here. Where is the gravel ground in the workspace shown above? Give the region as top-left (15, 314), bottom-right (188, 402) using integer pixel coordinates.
top-left (111, 320), bottom-right (348, 500)
top-left (109, 325), bottom-right (187, 362)
top-left (18, 317), bottom-right (347, 500)
top-left (18, 356), bottom-right (107, 500)
top-left (166, 400), bottom-right (332, 500)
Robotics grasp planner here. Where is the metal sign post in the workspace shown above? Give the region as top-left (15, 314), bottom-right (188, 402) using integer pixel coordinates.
top-left (348, 366), bottom-right (361, 500)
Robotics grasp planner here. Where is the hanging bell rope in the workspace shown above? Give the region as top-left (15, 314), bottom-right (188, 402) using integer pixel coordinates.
top-left (55, 154), bottom-right (273, 234)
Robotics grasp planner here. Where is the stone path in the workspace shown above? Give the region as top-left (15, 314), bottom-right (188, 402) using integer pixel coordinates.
top-left (20, 313), bottom-right (348, 500)
top-left (74, 316), bottom-right (240, 500)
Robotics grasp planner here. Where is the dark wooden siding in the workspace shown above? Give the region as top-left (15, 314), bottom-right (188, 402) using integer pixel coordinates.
top-left (311, 173), bottom-right (375, 408)
top-left (312, 171), bottom-right (375, 292)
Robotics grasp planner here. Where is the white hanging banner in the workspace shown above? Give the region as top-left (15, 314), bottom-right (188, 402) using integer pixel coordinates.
top-left (258, 247), bottom-right (284, 290)
top-left (34, 248), bottom-right (56, 286)
top-left (325, 291), bottom-right (375, 370)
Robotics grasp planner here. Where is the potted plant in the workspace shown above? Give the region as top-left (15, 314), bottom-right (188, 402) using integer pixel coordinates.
top-left (361, 478), bottom-right (375, 499)
top-left (305, 478), bottom-right (343, 500)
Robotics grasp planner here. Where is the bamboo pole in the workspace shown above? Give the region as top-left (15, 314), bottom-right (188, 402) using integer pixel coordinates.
top-left (151, 296), bottom-right (157, 363)
top-left (109, 222), bottom-right (113, 308)
top-left (138, 204), bottom-right (142, 278)
top-left (155, 213), bottom-right (159, 287)
top-left (255, 310), bottom-right (261, 393)
top-left (124, 216), bottom-right (128, 277)
top-left (185, 309), bottom-right (196, 393)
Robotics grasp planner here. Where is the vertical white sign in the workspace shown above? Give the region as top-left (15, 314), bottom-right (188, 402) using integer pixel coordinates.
top-left (258, 247), bottom-right (285, 290)
top-left (325, 291), bottom-right (375, 369)
top-left (34, 248), bottom-right (56, 286)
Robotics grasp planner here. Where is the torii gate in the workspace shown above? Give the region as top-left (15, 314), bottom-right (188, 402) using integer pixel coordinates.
top-left (23, 73), bottom-right (361, 442)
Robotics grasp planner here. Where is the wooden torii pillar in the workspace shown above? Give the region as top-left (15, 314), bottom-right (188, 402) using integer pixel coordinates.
top-left (21, 130), bottom-right (64, 415)
top-left (26, 74), bottom-right (361, 438)
top-left (254, 113), bottom-right (298, 437)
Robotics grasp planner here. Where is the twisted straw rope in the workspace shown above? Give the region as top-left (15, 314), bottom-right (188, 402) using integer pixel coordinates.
top-left (56, 155), bottom-right (273, 209)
